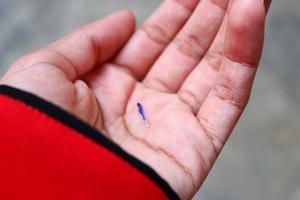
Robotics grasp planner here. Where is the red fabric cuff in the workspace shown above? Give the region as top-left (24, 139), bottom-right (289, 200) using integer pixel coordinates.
top-left (0, 85), bottom-right (179, 200)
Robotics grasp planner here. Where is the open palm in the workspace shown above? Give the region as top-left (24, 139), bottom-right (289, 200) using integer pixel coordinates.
top-left (1, 0), bottom-right (270, 199)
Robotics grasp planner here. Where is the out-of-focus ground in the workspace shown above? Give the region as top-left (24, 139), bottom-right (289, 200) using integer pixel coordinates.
top-left (0, 0), bottom-right (299, 199)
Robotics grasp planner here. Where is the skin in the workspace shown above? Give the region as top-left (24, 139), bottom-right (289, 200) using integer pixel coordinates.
top-left (0, 0), bottom-right (271, 199)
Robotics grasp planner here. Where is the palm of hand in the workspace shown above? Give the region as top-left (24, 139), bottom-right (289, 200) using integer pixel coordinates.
top-left (1, 0), bottom-right (268, 199)
top-left (85, 63), bottom-right (212, 197)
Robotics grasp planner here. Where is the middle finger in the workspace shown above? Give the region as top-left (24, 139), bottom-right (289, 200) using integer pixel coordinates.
top-left (143, 0), bottom-right (229, 93)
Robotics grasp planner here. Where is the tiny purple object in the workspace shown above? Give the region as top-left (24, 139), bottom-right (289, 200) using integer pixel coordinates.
top-left (137, 102), bottom-right (149, 128)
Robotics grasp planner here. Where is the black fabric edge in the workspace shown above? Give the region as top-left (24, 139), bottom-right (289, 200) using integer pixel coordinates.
top-left (0, 85), bottom-right (180, 200)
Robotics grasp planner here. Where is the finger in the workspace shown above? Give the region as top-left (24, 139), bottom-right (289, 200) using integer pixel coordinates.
top-left (49, 10), bottom-right (135, 80)
top-left (179, 0), bottom-right (271, 114)
top-left (264, 0), bottom-right (272, 12)
top-left (114, 0), bottom-right (200, 79)
top-left (178, 0), bottom-right (235, 114)
top-left (7, 10), bottom-right (135, 81)
top-left (178, 16), bottom-right (228, 114)
top-left (197, 0), bottom-right (266, 152)
top-left (143, 0), bottom-right (230, 93)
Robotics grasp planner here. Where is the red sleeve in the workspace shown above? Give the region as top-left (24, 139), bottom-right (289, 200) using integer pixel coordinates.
top-left (0, 85), bottom-right (179, 200)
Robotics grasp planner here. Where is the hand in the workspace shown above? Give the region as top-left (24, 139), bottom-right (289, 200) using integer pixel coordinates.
top-left (0, 0), bottom-right (271, 199)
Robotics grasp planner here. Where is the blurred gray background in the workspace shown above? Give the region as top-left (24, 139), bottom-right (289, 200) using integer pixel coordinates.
top-left (0, 0), bottom-right (299, 199)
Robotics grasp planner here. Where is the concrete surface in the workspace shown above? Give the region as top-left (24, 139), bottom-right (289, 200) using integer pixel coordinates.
top-left (0, 0), bottom-right (300, 199)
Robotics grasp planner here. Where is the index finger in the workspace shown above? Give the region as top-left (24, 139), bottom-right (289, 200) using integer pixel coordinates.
top-left (197, 0), bottom-right (266, 152)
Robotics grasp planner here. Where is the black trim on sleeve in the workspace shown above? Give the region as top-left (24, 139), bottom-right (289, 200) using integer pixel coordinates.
top-left (0, 85), bottom-right (180, 200)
